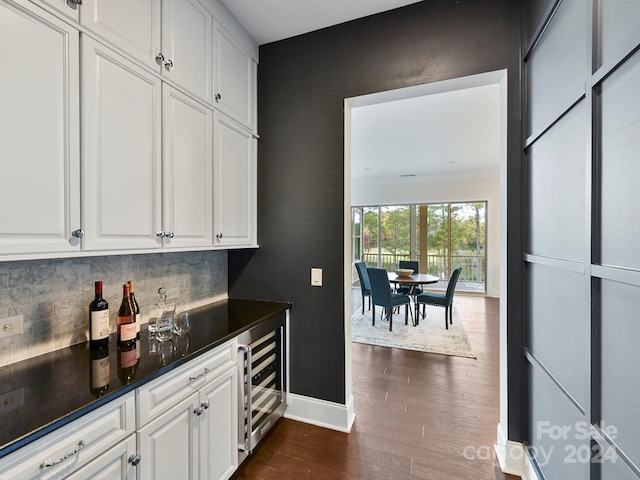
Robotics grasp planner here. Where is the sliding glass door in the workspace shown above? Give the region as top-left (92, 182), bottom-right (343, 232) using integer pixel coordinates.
top-left (352, 202), bottom-right (486, 293)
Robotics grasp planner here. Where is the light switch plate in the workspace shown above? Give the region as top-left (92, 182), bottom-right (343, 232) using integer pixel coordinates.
top-left (311, 268), bottom-right (322, 287)
top-left (0, 315), bottom-right (24, 339)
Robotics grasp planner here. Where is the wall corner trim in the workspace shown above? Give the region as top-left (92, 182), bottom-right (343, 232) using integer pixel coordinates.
top-left (495, 423), bottom-right (540, 480)
top-left (284, 393), bottom-right (355, 433)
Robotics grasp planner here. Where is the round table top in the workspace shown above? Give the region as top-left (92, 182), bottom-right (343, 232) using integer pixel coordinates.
top-left (387, 272), bottom-right (440, 285)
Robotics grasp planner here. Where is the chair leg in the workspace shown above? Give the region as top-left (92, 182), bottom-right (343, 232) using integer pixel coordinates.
top-left (405, 304), bottom-right (408, 325)
top-left (445, 307), bottom-right (449, 330)
top-left (449, 305), bottom-right (453, 325)
top-left (388, 309), bottom-right (393, 331)
top-left (362, 294), bottom-right (365, 315)
top-left (372, 304), bottom-right (375, 326)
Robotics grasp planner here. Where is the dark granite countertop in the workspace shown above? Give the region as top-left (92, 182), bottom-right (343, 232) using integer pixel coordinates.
top-left (0, 298), bottom-right (291, 459)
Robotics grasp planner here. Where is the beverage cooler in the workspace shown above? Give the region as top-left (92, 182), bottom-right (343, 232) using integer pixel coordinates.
top-left (237, 311), bottom-right (287, 462)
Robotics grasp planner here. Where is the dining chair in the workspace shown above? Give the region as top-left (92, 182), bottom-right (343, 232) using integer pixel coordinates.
top-left (396, 260), bottom-right (422, 296)
top-left (416, 267), bottom-right (462, 329)
top-left (367, 267), bottom-right (413, 331)
top-left (354, 261), bottom-right (371, 315)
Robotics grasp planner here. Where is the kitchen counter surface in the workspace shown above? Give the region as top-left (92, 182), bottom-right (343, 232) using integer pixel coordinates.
top-left (0, 298), bottom-right (291, 459)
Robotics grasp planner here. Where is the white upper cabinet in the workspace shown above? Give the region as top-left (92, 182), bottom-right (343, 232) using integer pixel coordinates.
top-left (213, 113), bottom-right (257, 249)
top-left (213, 21), bottom-right (257, 132)
top-left (82, 37), bottom-right (163, 252)
top-left (80, 0), bottom-right (161, 72)
top-left (80, 0), bottom-right (212, 105)
top-left (0, 0), bottom-right (81, 256)
top-left (162, 85), bottom-right (213, 249)
top-left (162, 0), bottom-right (213, 104)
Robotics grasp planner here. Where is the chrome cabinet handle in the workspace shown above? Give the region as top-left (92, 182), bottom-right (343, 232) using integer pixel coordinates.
top-left (164, 59), bottom-right (174, 69)
top-left (166, 231), bottom-right (174, 239)
top-left (188, 367), bottom-right (210, 381)
top-left (201, 400), bottom-right (210, 410)
top-left (156, 231), bottom-right (166, 238)
top-left (40, 441), bottom-right (85, 469)
top-left (128, 454), bottom-right (141, 466)
top-left (215, 233), bottom-right (223, 239)
top-left (194, 406), bottom-right (204, 416)
top-left (155, 53), bottom-right (164, 64)
top-left (215, 93), bottom-right (222, 102)
top-left (71, 229), bottom-right (85, 239)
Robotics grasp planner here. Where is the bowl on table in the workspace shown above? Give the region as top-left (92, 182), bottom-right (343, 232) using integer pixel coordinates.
top-left (395, 268), bottom-right (414, 277)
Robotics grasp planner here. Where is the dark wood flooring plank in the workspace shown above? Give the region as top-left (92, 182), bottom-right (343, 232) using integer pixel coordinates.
top-left (231, 295), bottom-right (520, 480)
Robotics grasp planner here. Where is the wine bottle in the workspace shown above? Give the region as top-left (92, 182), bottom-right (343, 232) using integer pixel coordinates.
top-left (117, 283), bottom-right (137, 345)
top-left (90, 346), bottom-right (110, 397)
top-left (89, 281), bottom-right (110, 349)
top-left (128, 280), bottom-right (141, 340)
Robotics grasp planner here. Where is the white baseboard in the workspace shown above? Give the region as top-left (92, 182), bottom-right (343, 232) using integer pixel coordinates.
top-left (495, 423), bottom-right (539, 480)
top-left (284, 392), bottom-right (355, 433)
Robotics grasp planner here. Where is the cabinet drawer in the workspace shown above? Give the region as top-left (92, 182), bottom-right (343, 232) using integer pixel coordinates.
top-left (136, 339), bottom-right (237, 427)
top-left (0, 392), bottom-right (135, 480)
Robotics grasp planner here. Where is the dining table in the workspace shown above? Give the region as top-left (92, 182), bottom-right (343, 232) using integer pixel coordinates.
top-left (387, 272), bottom-right (440, 322)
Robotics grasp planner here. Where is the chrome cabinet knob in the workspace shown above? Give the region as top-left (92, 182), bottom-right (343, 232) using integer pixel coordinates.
top-left (155, 53), bottom-right (164, 64)
top-left (194, 407), bottom-right (204, 416)
top-left (215, 93), bottom-right (222, 102)
top-left (68, 0), bottom-right (82, 5)
top-left (201, 400), bottom-right (210, 410)
top-left (156, 231), bottom-right (166, 238)
top-left (128, 454), bottom-right (141, 466)
top-left (166, 231), bottom-right (174, 238)
top-left (71, 229), bottom-right (85, 239)
top-left (164, 59), bottom-right (174, 70)
top-left (215, 233), bottom-right (223, 239)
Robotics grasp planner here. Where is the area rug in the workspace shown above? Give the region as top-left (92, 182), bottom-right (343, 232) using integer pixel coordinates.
top-left (351, 304), bottom-right (476, 358)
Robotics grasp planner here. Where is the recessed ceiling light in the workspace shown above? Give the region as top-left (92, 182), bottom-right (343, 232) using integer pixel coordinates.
top-left (400, 174), bottom-right (416, 177)
top-left (448, 161), bottom-right (456, 164)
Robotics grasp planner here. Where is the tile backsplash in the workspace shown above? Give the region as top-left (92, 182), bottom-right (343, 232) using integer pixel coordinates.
top-left (0, 250), bottom-right (228, 367)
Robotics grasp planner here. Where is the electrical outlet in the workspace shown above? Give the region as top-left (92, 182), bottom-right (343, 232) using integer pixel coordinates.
top-left (0, 315), bottom-right (24, 339)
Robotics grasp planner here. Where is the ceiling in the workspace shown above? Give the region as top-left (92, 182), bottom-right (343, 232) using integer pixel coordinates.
top-left (219, 0), bottom-right (422, 45)
top-left (218, 1), bottom-right (502, 185)
top-left (351, 83), bottom-right (502, 185)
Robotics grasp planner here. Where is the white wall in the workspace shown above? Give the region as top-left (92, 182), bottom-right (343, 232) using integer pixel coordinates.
top-left (352, 173), bottom-right (500, 297)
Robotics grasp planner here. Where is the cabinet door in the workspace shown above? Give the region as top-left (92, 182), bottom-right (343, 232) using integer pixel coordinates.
top-left (162, 0), bottom-right (212, 104)
top-left (213, 113), bottom-right (257, 248)
top-left (198, 367), bottom-right (238, 480)
top-left (36, 0), bottom-right (79, 22)
top-left (82, 37), bottom-right (162, 251)
top-left (0, 0), bottom-right (81, 256)
top-left (162, 85), bottom-right (213, 249)
top-left (213, 23), bottom-right (256, 131)
top-left (137, 393), bottom-right (199, 480)
top-left (80, 0), bottom-right (161, 70)
top-left (66, 434), bottom-right (137, 480)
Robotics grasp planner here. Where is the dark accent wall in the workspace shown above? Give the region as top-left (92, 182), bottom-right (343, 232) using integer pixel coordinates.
top-left (229, 0), bottom-right (523, 432)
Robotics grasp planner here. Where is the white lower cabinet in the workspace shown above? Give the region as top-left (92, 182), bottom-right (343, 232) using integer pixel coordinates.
top-left (136, 340), bottom-right (238, 480)
top-left (0, 392), bottom-right (136, 480)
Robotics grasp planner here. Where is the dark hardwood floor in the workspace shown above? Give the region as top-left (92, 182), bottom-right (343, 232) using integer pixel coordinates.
top-left (231, 293), bottom-right (520, 480)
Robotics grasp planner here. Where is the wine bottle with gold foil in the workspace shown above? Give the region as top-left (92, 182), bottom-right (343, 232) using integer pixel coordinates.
top-left (89, 281), bottom-right (110, 349)
top-left (117, 283), bottom-right (136, 345)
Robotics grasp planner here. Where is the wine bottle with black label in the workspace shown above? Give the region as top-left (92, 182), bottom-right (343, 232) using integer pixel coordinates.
top-left (117, 283), bottom-right (136, 345)
top-left (89, 281), bottom-right (110, 349)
